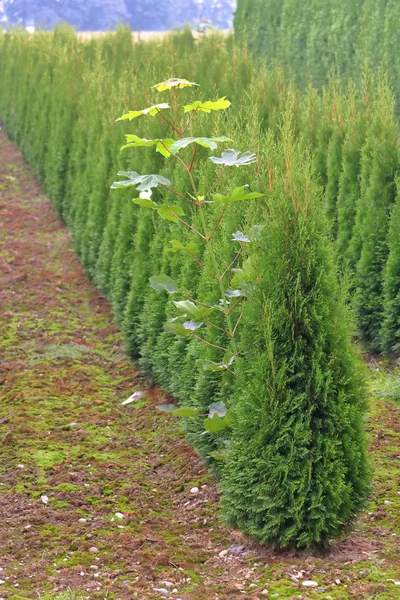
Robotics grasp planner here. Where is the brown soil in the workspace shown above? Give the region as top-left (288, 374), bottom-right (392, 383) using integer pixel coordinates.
top-left (0, 129), bottom-right (399, 599)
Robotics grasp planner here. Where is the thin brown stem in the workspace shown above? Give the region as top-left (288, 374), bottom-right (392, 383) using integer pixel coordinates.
top-left (167, 209), bottom-right (207, 240)
top-left (219, 245), bottom-right (244, 282)
top-left (181, 108), bottom-right (199, 134)
top-left (203, 166), bottom-right (227, 201)
top-left (183, 292), bottom-right (224, 313)
top-left (156, 109), bottom-right (181, 135)
top-left (203, 318), bottom-right (232, 337)
top-left (160, 184), bottom-right (197, 206)
top-left (226, 295), bottom-right (244, 316)
top-left (192, 334), bottom-right (227, 352)
top-left (207, 206), bottom-right (227, 242)
top-left (171, 151), bottom-right (190, 173)
top-left (188, 252), bottom-right (219, 281)
top-left (189, 144), bottom-right (197, 172)
top-left (232, 306), bottom-right (245, 337)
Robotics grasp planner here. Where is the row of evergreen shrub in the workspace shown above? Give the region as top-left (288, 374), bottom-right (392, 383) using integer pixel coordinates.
top-left (0, 26), bottom-right (374, 547)
top-left (234, 0), bottom-right (400, 104)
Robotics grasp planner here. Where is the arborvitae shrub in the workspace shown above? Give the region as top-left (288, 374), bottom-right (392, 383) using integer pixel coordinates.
top-left (221, 126), bottom-right (370, 549)
top-left (381, 183), bottom-right (400, 354)
top-left (353, 87), bottom-right (399, 349)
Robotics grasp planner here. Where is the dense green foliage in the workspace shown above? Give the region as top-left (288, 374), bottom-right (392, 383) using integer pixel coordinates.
top-left (234, 0), bottom-right (400, 105)
top-left (221, 126), bottom-right (370, 548)
top-left (0, 26), bottom-right (378, 547)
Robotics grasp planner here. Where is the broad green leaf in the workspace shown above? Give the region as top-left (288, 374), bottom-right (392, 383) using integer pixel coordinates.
top-left (133, 198), bottom-right (158, 209)
top-left (116, 103), bottom-right (170, 121)
top-left (132, 199), bottom-right (185, 222)
top-left (203, 414), bottom-right (231, 432)
top-left (232, 231), bottom-right (251, 243)
top-left (168, 239), bottom-right (198, 254)
top-left (184, 97), bottom-right (231, 113)
top-left (121, 135), bottom-right (175, 158)
top-left (225, 289), bottom-right (245, 298)
top-left (170, 136), bottom-right (231, 154)
top-left (209, 149), bottom-right (257, 167)
top-left (149, 274), bottom-right (179, 294)
top-left (230, 257), bottom-right (256, 288)
top-left (153, 78), bottom-right (199, 92)
top-left (111, 171), bottom-right (171, 192)
top-left (173, 299), bottom-right (213, 319)
top-left (203, 354), bottom-right (235, 372)
top-left (157, 204), bottom-right (185, 222)
top-left (164, 320), bottom-right (193, 337)
top-left (183, 320), bottom-right (203, 331)
top-left (208, 401), bottom-right (227, 418)
top-left (212, 185), bottom-right (264, 204)
top-left (157, 404), bottom-right (200, 417)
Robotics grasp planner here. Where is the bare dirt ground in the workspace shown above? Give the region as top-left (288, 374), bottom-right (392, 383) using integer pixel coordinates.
top-left (0, 129), bottom-right (399, 599)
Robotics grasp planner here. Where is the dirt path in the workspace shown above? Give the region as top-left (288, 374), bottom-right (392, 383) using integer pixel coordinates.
top-left (0, 130), bottom-right (399, 600)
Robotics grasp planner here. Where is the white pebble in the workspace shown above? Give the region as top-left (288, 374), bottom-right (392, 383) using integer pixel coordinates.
top-left (261, 591), bottom-right (269, 595)
top-left (17, 464), bottom-right (25, 469)
top-left (384, 500), bottom-right (393, 506)
top-left (89, 547), bottom-right (99, 553)
top-left (219, 549), bottom-right (229, 558)
top-left (0, 581), bottom-right (4, 585)
top-left (163, 581), bottom-right (174, 588)
top-left (395, 582), bottom-right (400, 586)
top-left (153, 588), bottom-right (169, 595)
top-left (190, 487), bottom-right (199, 495)
top-left (115, 512), bottom-right (124, 519)
top-left (302, 580), bottom-right (318, 587)
top-left (41, 495), bottom-right (49, 505)
top-left (78, 518), bottom-right (87, 523)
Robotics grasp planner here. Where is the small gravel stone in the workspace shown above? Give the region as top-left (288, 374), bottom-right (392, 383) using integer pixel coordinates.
top-left (384, 500), bottom-right (393, 506)
top-left (302, 581), bottom-right (318, 587)
top-left (17, 464), bottom-right (25, 469)
top-left (261, 591), bottom-right (269, 596)
top-left (0, 581), bottom-right (5, 585)
top-left (89, 547), bottom-right (99, 553)
top-left (115, 512), bottom-right (124, 519)
top-left (219, 549), bottom-right (229, 558)
top-left (190, 487), bottom-right (199, 495)
top-left (153, 588), bottom-right (169, 595)
top-left (78, 518), bottom-right (87, 523)
top-left (163, 581), bottom-right (174, 588)
top-left (395, 582), bottom-right (400, 586)
top-left (69, 422), bottom-right (78, 428)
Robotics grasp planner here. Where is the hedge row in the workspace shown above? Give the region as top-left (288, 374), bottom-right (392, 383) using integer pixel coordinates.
top-left (0, 26), bottom-right (371, 548)
top-left (234, 0), bottom-right (400, 103)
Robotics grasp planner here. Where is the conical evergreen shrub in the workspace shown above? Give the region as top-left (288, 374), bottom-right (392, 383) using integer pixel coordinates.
top-left (381, 183), bottom-right (400, 354)
top-left (220, 125), bottom-right (370, 549)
